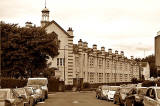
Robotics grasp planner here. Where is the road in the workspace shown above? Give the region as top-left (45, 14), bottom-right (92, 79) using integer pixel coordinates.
top-left (37, 91), bottom-right (118, 106)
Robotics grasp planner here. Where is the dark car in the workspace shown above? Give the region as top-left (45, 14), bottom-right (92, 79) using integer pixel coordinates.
top-left (124, 87), bottom-right (147, 106)
top-left (114, 87), bottom-right (132, 106)
top-left (96, 85), bottom-right (109, 100)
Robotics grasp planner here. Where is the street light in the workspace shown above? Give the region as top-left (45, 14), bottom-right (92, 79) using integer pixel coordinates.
top-left (63, 45), bottom-right (69, 85)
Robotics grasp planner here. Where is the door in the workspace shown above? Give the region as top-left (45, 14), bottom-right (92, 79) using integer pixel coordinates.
top-left (144, 88), bottom-right (157, 106)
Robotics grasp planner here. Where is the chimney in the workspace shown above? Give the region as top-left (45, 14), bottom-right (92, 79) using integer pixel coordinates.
top-left (115, 50), bottom-right (118, 55)
top-left (83, 42), bottom-right (88, 49)
top-left (121, 51), bottom-right (124, 58)
top-left (101, 47), bottom-right (105, 56)
top-left (93, 44), bottom-right (97, 52)
top-left (67, 27), bottom-right (73, 36)
top-left (25, 22), bottom-right (32, 28)
top-left (108, 49), bottom-right (112, 55)
top-left (78, 39), bottom-right (82, 52)
top-left (131, 56), bottom-right (134, 60)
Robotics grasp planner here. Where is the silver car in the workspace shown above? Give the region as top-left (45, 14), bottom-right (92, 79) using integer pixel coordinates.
top-left (13, 88), bottom-right (34, 106)
top-left (0, 88), bottom-right (28, 106)
top-left (27, 85), bottom-right (45, 102)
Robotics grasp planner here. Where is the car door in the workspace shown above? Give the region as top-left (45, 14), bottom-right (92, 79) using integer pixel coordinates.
top-left (144, 88), bottom-right (157, 106)
top-left (11, 90), bottom-right (24, 106)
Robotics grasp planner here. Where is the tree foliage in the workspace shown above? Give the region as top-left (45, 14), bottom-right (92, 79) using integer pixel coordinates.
top-left (1, 23), bottom-right (59, 78)
top-left (135, 55), bottom-right (157, 78)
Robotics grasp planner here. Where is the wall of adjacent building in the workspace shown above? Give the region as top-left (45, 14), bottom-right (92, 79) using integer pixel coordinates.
top-left (155, 33), bottom-right (160, 71)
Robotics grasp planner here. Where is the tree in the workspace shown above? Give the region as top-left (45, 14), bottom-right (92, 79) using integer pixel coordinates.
top-left (1, 23), bottom-right (59, 78)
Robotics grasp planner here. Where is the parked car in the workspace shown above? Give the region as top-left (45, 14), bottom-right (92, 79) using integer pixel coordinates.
top-left (13, 88), bottom-right (34, 106)
top-left (124, 87), bottom-right (147, 106)
top-left (96, 85), bottom-right (109, 100)
top-left (143, 87), bottom-right (160, 106)
top-left (27, 85), bottom-right (45, 102)
top-left (0, 88), bottom-right (28, 106)
top-left (106, 86), bottom-right (120, 101)
top-left (114, 87), bottom-right (132, 106)
top-left (24, 87), bottom-right (39, 105)
top-left (27, 78), bottom-right (48, 99)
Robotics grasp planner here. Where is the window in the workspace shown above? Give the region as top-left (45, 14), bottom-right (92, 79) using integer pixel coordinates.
top-left (57, 58), bottom-right (64, 66)
top-left (57, 58), bottom-right (59, 66)
top-left (89, 57), bottom-right (94, 67)
top-left (98, 58), bottom-right (102, 69)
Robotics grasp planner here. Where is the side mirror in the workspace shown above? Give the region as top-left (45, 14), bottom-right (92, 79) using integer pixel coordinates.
top-left (150, 95), bottom-right (155, 99)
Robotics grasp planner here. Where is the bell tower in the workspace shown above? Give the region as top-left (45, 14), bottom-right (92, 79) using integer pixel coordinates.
top-left (41, 0), bottom-right (50, 27)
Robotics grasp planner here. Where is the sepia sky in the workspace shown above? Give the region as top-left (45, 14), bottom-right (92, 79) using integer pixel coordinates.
top-left (0, 0), bottom-right (160, 58)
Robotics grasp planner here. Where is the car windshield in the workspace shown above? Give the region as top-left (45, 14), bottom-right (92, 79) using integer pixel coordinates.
top-left (109, 87), bottom-right (119, 91)
top-left (121, 88), bottom-right (131, 93)
top-left (138, 88), bottom-right (147, 95)
top-left (28, 85), bottom-right (40, 89)
top-left (0, 91), bottom-right (8, 99)
top-left (156, 89), bottom-right (160, 99)
top-left (14, 89), bottom-right (25, 95)
top-left (27, 79), bottom-right (47, 86)
top-left (101, 86), bottom-right (108, 90)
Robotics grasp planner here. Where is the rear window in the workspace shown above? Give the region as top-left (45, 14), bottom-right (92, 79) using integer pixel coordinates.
top-left (27, 79), bottom-right (47, 86)
top-left (0, 91), bottom-right (8, 99)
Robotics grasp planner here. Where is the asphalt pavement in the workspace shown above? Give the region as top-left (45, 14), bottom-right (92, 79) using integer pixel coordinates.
top-left (37, 91), bottom-right (118, 106)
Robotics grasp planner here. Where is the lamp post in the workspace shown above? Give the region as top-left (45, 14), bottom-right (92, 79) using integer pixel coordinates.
top-left (0, 22), bottom-right (2, 88)
top-left (63, 45), bottom-right (69, 85)
top-left (114, 59), bottom-right (117, 86)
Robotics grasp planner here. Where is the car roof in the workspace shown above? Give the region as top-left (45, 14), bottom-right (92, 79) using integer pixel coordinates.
top-left (0, 89), bottom-right (11, 91)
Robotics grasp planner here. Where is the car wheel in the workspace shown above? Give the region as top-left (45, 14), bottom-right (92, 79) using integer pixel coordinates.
top-left (131, 102), bottom-right (134, 106)
top-left (106, 96), bottom-right (108, 101)
top-left (96, 95), bottom-right (98, 99)
top-left (113, 99), bottom-right (116, 104)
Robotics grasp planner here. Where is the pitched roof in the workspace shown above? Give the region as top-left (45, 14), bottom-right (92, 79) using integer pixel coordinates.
top-left (44, 20), bottom-right (73, 38)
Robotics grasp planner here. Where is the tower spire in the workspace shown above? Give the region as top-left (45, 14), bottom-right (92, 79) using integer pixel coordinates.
top-left (41, 0), bottom-right (50, 27)
top-left (45, 0), bottom-right (46, 8)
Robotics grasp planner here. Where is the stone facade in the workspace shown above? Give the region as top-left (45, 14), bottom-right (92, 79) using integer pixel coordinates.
top-left (73, 39), bottom-right (140, 84)
top-left (155, 32), bottom-right (160, 72)
top-left (41, 7), bottom-right (140, 85)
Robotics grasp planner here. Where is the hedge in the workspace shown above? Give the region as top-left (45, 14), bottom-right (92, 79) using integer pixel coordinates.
top-left (1, 78), bottom-right (64, 92)
top-left (1, 78), bottom-right (27, 88)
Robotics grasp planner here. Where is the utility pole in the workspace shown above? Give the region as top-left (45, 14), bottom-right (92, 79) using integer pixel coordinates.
top-left (0, 22), bottom-right (2, 88)
top-left (64, 46), bottom-right (65, 85)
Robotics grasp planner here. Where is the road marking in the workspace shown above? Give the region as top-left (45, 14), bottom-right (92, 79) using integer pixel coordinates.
top-left (72, 101), bottom-right (79, 104)
top-left (38, 102), bottom-right (45, 104)
top-left (48, 94), bottom-right (56, 96)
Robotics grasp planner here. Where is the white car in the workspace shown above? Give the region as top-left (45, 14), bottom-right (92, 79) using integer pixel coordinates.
top-left (107, 90), bottom-right (116, 101)
top-left (106, 86), bottom-right (119, 101)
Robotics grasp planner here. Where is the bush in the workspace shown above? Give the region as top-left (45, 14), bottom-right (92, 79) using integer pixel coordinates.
top-left (1, 78), bottom-right (27, 88)
top-left (131, 78), bottom-right (139, 84)
top-left (65, 85), bottom-right (73, 90)
top-left (83, 82), bottom-right (91, 89)
top-left (48, 77), bottom-right (60, 92)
